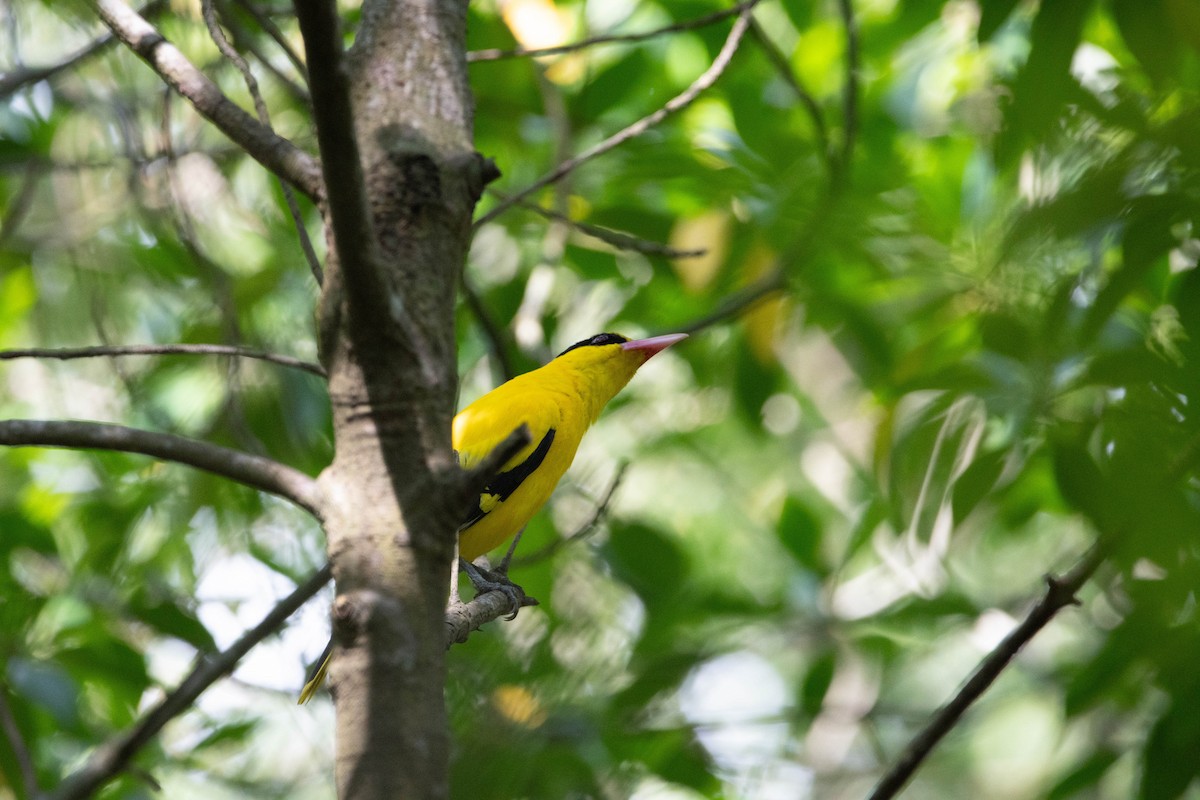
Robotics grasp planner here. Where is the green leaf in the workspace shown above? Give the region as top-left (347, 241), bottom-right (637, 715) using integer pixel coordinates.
top-left (800, 648), bottom-right (836, 717)
top-left (1140, 692), bottom-right (1200, 799)
top-left (777, 496), bottom-right (824, 574)
top-left (1047, 748), bottom-right (1120, 800)
top-left (951, 449), bottom-right (1007, 523)
top-left (603, 523), bottom-right (687, 607)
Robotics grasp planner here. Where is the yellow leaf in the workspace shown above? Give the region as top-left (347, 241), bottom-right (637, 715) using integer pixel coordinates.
top-left (491, 684), bottom-right (547, 728)
top-left (669, 211), bottom-right (730, 293)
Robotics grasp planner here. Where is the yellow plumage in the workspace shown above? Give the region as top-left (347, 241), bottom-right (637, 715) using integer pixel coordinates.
top-left (299, 332), bottom-right (685, 703)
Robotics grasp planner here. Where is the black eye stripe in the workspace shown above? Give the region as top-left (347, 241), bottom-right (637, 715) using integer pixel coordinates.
top-left (558, 333), bottom-right (629, 357)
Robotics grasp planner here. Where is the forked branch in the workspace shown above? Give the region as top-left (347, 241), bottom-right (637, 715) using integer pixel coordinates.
top-left (91, 0), bottom-right (323, 200)
top-left (475, 2), bottom-right (758, 228)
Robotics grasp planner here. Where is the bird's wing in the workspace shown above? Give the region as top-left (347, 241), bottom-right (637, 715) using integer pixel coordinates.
top-left (453, 386), bottom-right (561, 531)
top-left (458, 426), bottom-right (555, 530)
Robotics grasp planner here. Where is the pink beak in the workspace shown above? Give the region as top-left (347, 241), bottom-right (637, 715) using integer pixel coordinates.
top-left (621, 333), bottom-right (688, 360)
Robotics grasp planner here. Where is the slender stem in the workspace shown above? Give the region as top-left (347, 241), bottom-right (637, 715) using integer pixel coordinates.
top-left (489, 190), bottom-right (707, 259)
top-left (461, 277), bottom-right (517, 382)
top-left (867, 547), bottom-right (1103, 800)
top-left (230, 0), bottom-right (308, 81)
top-left (0, 0), bottom-right (166, 100)
top-left (870, 429), bottom-right (1200, 799)
top-left (292, 0), bottom-right (387, 321)
top-left (48, 563), bottom-right (334, 800)
top-left (91, 0), bottom-right (323, 200)
top-left (0, 343), bottom-right (326, 377)
top-left (747, 18), bottom-right (830, 170)
top-left (475, 3), bottom-right (758, 228)
top-left (467, 0), bottom-right (759, 62)
top-left (672, 269), bottom-right (787, 335)
top-left (201, 0), bottom-right (323, 284)
top-left (512, 463), bottom-right (627, 567)
top-left (0, 685), bottom-right (39, 798)
top-left (0, 419), bottom-right (324, 519)
top-left (834, 0), bottom-right (859, 185)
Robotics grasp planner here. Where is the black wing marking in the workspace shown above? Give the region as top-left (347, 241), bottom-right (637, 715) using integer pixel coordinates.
top-left (459, 427), bottom-right (557, 530)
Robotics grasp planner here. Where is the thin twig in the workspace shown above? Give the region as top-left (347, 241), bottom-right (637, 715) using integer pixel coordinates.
top-left (467, 0), bottom-right (758, 62)
top-left (0, 685), bottom-right (39, 797)
top-left (867, 548), bottom-right (1103, 800)
top-left (48, 563), bottom-right (334, 800)
top-left (0, 419), bottom-right (324, 519)
top-left (217, 6), bottom-right (310, 105)
top-left (230, 0), bottom-right (308, 82)
top-left (0, 343), bottom-right (325, 377)
top-left (834, 0), bottom-right (859, 186)
top-left (869, 429), bottom-right (1200, 799)
top-left (92, 0), bottom-right (323, 200)
top-left (491, 190), bottom-right (707, 259)
top-left (201, 0), bottom-right (322, 284)
top-left (512, 463), bottom-right (627, 567)
top-left (474, 3), bottom-right (758, 229)
top-left (672, 269), bottom-right (786, 335)
top-left (461, 276), bottom-right (517, 383)
top-left (747, 18), bottom-right (830, 169)
top-left (292, 0), bottom-right (387, 320)
top-left (0, 161), bottom-right (42, 248)
top-left (0, 0), bottom-right (166, 100)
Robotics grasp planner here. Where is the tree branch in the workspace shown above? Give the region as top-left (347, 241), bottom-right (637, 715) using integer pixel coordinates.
top-left (48, 563), bottom-right (334, 800)
top-left (0, 0), bottom-right (166, 100)
top-left (474, 3), bottom-right (758, 228)
top-left (747, 18), bottom-right (830, 169)
top-left (0, 685), bottom-right (39, 798)
top-left (467, 0), bottom-right (758, 62)
top-left (0, 419), bottom-right (324, 519)
top-left (869, 429), bottom-right (1200, 799)
top-left (461, 276), bottom-right (517, 383)
top-left (200, 0), bottom-right (323, 284)
top-left (444, 590), bottom-right (522, 646)
top-left (673, 268), bottom-right (787, 335)
top-left (291, 0), bottom-right (389, 322)
top-left (512, 463), bottom-right (627, 567)
top-left (91, 0), bottom-right (324, 200)
top-left (489, 189), bottom-right (708, 259)
top-left (867, 546), bottom-right (1103, 800)
top-left (0, 343), bottom-right (326, 377)
top-left (833, 0), bottom-right (859, 186)
top-left (228, 0), bottom-right (309, 85)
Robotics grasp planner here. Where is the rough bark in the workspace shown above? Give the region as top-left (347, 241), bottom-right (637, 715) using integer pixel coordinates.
top-left (305, 0), bottom-right (488, 797)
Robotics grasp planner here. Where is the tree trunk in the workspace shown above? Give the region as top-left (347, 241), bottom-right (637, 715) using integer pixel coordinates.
top-left (312, 0), bottom-right (484, 796)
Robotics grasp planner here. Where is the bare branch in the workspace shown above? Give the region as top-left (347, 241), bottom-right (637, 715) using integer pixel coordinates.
top-left (834, 0), bottom-right (859, 185)
top-left (467, 0), bottom-right (758, 62)
top-left (0, 419), bottom-right (324, 519)
top-left (748, 18), bottom-right (830, 169)
top-left (474, 3), bottom-right (758, 228)
top-left (291, 0), bottom-right (387, 319)
top-left (870, 429), bottom-right (1200, 799)
top-left (230, 0), bottom-right (308, 82)
top-left (201, 0), bottom-right (322, 284)
top-left (0, 685), bottom-right (38, 798)
top-left (0, 343), bottom-right (326, 377)
top-left (867, 546), bottom-right (1103, 800)
top-left (0, 0), bottom-right (166, 100)
top-left (49, 562), bottom-right (333, 800)
top-left (673, 269), bottom-right (787, 335)
top-left (445, 591), bottom-right (520, 646)
top-left (512, 463), bottom-right (627, 567)
top-left (461, 276), bottom-right (517, 382)
top-left (491, 189), bottom-right (707, 259)
top-left (216, 10), bottom-right (310, 105)
top-left (91, 0), bottom-right (324, 200)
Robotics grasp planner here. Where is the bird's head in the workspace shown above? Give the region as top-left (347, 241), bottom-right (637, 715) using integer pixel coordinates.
top-left (552, 332), bottom-right (687, 418)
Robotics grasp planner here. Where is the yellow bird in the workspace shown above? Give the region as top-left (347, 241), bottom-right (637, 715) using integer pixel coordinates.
top-left (299, 332), bottom-right (686, 703)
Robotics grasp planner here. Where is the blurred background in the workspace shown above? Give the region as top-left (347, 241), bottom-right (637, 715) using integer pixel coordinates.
top-left (2, 0), bottom-right (1200, 797)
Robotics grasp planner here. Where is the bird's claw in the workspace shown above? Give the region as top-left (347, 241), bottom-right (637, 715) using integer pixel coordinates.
top-left (460, 559), bottom-right (538, 620)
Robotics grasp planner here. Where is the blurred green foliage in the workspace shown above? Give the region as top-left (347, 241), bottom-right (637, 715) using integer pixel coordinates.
top-left (2, 0), bottom-right (1200, 797)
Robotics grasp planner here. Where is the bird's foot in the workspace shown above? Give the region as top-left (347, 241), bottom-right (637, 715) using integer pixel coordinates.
top-left (459, 558), bottom-right (538, 620)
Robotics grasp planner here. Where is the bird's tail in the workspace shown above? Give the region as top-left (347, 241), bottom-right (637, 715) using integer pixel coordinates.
top-left (298, 640), bottom-right (333, 705)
